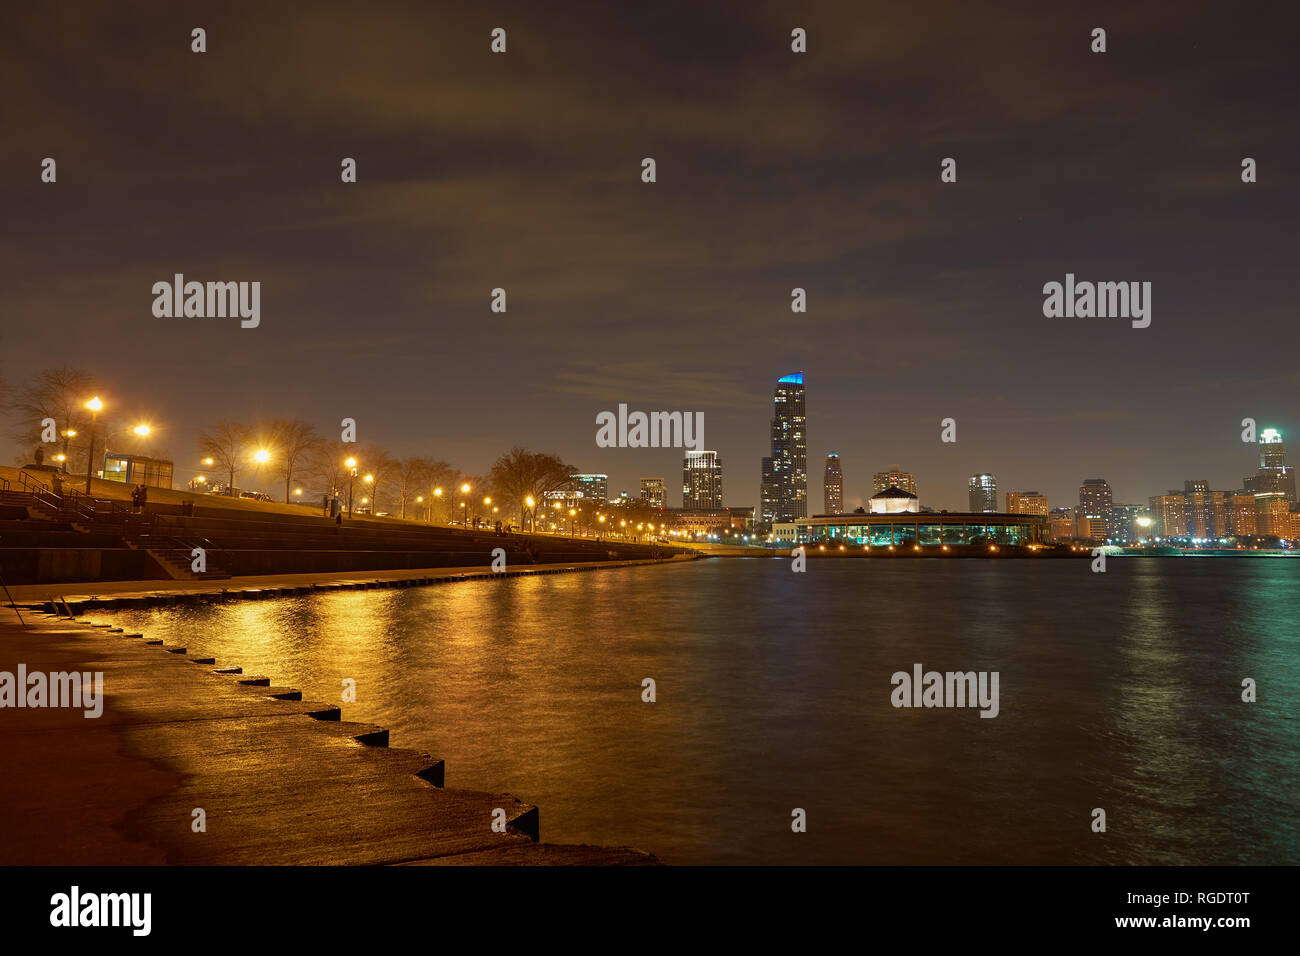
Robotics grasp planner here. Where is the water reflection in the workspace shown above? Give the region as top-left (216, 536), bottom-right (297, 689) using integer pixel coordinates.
top-left (101, 559), bottom-right (1300, 864)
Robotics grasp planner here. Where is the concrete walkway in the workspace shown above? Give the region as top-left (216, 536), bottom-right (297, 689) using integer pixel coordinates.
top-left (4, 554), bottom-right (701, 612)
top-left (0, 611), bottom-right (657, 865)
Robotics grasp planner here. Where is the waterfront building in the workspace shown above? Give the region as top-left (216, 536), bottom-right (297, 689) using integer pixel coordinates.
top-left (1230, 492), bottom-right (1257, 535)
top-left (1247, 428), bottom-right (1297, 504)
top-left (1048, 507), bottom-right (1076, 541)
top-left (1112, 503), bottom-right (1152, 543)
top-left (792, 511), bottom-right (1050, 547)
top-left (639, 477), bottom-right (666, 510)
top-left (1149, 493), bottom-right (1187, 540)
top-left (1255, 494), bottom-right (1292, 537)
top-left (1074, 514), bottom-right (1107, 541)
top-left (1183, 480), bottom-right (1211, 539)
top-left (873, 466), bottom-right (916, 497)
top-left (869, 486), bottom-right (919, 514)
top-left (762, 373), bottom-right (807, 523)
top-left (968, 474), bottom-right (998, 513)
top-left (683, 450), bottom-right (723, 509)
top-left (823, 452), bottom-right (843, 515)
top-left (1006, 491), bottom-right (1048, 516)
top-left (1079, 479), bottom-right (1115, 538)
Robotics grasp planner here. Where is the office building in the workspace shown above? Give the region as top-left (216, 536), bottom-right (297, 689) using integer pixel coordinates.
top-left (1006, 491), bottom-right (1048, 516)
top-left (823, 452), bottom-right (843, 515)
top-left (873, 466), bottom-right (916, 497)
top-left (683, 450), bottom-right (723, 509)
top-left (760, 372), bottom-right (807, 524)
top-left (968, 473), bottom-right (998, 513)
top-left (639, 477), bottom-right (666, 510)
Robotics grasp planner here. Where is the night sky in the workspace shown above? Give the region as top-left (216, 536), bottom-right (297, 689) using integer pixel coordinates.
top-left (3, 1), bottom-right (1297, 511)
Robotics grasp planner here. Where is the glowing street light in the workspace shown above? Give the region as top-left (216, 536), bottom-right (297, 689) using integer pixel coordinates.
top-left (83, 396), bottom-right (103, 493)
top-left (345, 457), bottom-right (359, 517)
top-left (253, 449), bottom-right (270, 464)
top-left (133, 424), bottom-right (151, 437)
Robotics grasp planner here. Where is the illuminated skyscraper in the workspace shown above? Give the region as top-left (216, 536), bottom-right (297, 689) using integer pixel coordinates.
top-left (1079, 479), bottom-right (1115, 538)
top-left (873, 466), bottom-right (916, 497)
top-left (1006, 491), bottom-right (1048, 516)
top-left (968, 473), bottom-right (997, 513)
top-left (1247, 428), bottom-right (1296, 504)
top-left (569, 473), bottom-right (609, 502)
top-left (823, 452), bottom-right (843, 515)
top-left (760, 372), bottom-right (807, 524)
top-left (683, 450), bottom-right (723, 509)
top-left (639, 477), bottom-right (666, 510)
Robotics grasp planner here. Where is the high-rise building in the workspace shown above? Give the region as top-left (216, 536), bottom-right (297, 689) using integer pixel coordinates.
top-left (1183, 480), bottom-right (1211, 539)
top-left (873, 466), bottom-right (916, 497)
top-left (639, 477), bottom-right (666, 510)
top-left (1255, 494), bottom-right (1291, 537)
top-left (1252, 428), bottom-right (1297, 503)
top-left (822, 452), bottom-right (843, 515)
top-left (1149, 493), bottom-right (1187, 540)
top-left (569, 473), bottom-right (609, 502)
top-left (759, 373), bottom-right (807, 524)
top-left (968, 473), bottom-right (997, 513)
top-left (683, 450), bottom-right (723, 509)
top-left (1230, 492), bottom-right (1257, 535)
top-left (1075, 514), bottom-right (1107, 541)
top-left (758, 457), bottom-right (777, 528)
top-left (1006, 491), bottom-right (1048, 516)
top-left (1112, 503), bottom-right (1151, 543)
top-left (1079, 479), bottom-right (1115, 539)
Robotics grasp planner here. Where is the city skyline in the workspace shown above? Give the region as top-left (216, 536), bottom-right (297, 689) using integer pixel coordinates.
top-left (3, 2), bottom-right (1297, 516)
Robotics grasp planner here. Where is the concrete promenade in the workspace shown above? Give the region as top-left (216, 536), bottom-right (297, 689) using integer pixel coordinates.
top-left (4, 553), bottom-right (702, 612)
top-left (0, 609), bottom-right (659, 865)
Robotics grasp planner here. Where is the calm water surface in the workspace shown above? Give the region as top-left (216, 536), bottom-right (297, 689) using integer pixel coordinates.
top-left (101, 559), bottom-right (1300, 865)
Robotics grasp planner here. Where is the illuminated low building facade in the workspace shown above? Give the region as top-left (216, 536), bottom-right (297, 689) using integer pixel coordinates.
top-left (790, 511), bottom-right (1050, 547)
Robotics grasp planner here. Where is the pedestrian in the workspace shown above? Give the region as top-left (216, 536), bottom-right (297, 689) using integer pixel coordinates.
top-left (138, 484), bottom-right (148, 512)
top-left (335, 511), bottom-right (343, 534)
top-left (130, 485), bottom-right (140, 513)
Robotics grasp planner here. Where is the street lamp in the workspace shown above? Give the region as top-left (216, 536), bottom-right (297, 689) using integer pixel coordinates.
top-left (432, 486), bottom-right (443, 524)
top-left (345, 456), bottom-right (358, 517)
top-left (459, 482), bottom-right (471, 525)
top-left (525, 494), bottom-right (535, 531)
top-left (83, 396), bottom-right (103, 493)
top-left (133, 424), bottom-right (151, 437)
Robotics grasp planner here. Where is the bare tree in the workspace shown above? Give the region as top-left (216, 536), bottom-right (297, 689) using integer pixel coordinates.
top-left (266, 419), bottom-right (323, 502)
top-left (197, 421), bottom-right (251, 496)
top-left (488, 447), bottom-right (576, 531)
top-left (356, 446), bottom-right (396, 515)
top-left (5, 366), bottom-right (100, 468)
top-left (395, 456), bottom-right (435, 519)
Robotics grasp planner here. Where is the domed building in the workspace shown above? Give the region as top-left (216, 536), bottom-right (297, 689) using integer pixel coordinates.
top-left (869, 485), bottom-right (919, 514)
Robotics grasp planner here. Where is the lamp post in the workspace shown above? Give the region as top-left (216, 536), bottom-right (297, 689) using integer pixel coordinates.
top-left (363, 474), bottom-right (374, 515)
top-left (459, 483), bottom-right (471, 526)
top-left (432, 486), bottom-right (443, 524)
top-left (83, 396), bottom-right (103, 493)
top-left (524, 495), bottom-right (535, 532)
top-left (345, 457), bottom-right (357, 517)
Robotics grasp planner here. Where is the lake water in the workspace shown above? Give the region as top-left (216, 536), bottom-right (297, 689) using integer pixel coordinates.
top-left (99, 558), bottom-right (1300, 864)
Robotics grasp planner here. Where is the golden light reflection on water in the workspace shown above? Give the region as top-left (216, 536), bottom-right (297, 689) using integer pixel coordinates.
top-left (99, 560), bottom-right (1300, 865)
